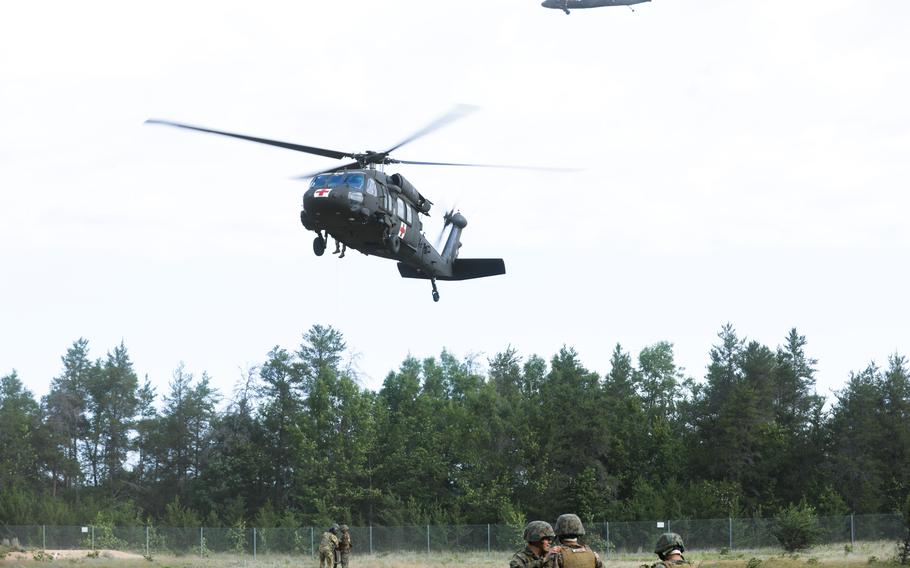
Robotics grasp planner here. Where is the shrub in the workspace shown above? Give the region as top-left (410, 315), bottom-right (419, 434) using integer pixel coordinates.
top-left (746, 557), bottom-right (762, 568)
top-left (773, 501), bottom-right (820, 553)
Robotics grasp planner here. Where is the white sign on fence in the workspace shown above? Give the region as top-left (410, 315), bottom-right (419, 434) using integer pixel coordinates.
top-left (81, 527), bottom-right (88, 533)
top-left (657, 522), bottom-right (665, 528)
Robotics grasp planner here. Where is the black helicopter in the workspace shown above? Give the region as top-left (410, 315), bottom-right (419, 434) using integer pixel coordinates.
top-left (147, 107), bottom-right (554, 301)
top-left (541, 0), bottom-right (650, 14)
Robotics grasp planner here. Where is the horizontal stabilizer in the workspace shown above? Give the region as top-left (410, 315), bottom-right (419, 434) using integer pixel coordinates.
top-left (397, 258), bottom-right (506, 281)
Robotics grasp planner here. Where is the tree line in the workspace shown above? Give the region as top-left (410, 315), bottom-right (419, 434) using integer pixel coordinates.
top-left (1, 324), bottom-right (908, 529)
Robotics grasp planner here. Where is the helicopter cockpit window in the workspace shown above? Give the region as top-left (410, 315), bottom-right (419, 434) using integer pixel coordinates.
top-left (309, 174), bottom-right (344, 188)
top-left (310, 173), bottom-right (365, 190)
top-left (344, 173), bottom-right (365, 190)
top-left (310, 174), bottom-right (331, 188)
top-left (365, 178), bottom-right (377, 196)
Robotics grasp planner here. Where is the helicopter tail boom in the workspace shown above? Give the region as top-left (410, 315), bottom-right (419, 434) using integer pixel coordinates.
top-left (397, 258), bottom-right (506, 281)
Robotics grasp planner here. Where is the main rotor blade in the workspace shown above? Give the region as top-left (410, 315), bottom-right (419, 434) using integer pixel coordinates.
top-left (382, 104), bottom-right (478, 155)
top-left (145, 119), bottom-right (352, 161)
top-left (293, 161), bottom-right (360, 180)
top-left (392, 158), bottom-right (578, 172)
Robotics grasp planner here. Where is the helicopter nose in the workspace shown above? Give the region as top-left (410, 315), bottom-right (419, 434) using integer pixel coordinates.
top-left (303, 186), bottom-right (350, 216)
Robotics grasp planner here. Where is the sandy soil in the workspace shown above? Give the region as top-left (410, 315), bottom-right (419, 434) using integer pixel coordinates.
top-left (1, 549), bottom-right (144, 563)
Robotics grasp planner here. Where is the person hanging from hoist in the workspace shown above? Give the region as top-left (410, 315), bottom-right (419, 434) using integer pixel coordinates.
top-left (333, 237), bottom-right (347, 259)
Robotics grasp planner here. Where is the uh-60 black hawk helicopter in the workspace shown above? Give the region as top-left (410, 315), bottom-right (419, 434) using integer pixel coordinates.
top-left (541, 0), bottom-right (650, 14)
top-left (147, 107), bottom-right (561, 302)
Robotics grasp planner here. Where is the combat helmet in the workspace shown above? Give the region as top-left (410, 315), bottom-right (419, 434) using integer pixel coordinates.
top-left (654, 532), bottom-right (685, 559)
top-left (340, 524), bottom-right (349, 531)
top-left (554, 513), bottom-right (586, 537)
top-left (523, 521), bottom-right (556, 543)
top-left (330, 523), bottom-right (340, 534)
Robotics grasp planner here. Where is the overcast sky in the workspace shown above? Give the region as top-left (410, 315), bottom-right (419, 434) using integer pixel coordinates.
top-left (2, 0), bottom-right (908, 404)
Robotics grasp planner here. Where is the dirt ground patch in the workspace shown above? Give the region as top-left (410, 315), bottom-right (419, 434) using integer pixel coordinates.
top-left (0, 542), bottom-right (902, 568)
top-left (1, 549), bottom-right (144, 564)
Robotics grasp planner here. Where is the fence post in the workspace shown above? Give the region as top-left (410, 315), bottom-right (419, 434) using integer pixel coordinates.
top-left (426, 525), bottom-right (430, 554)
top-left (311, 527), bottom-right (314, 556)
top-left (369, 525), bottom-right (373, 555)
top-left (42, 525), bottom-right (46, 550)
top-left (851, 513), bottom-right (855, 547)
top-left (666, 520), bottom-right (671, 533)
top-left (487, 524), bottom-right (491, 553)
top-left (729, 517), bottom-right (733, 551)
top-left (145, 525), bottom-right (149, 557)
top-left (253, 527), bottom-right (257, 559)
top-left (91, 526), bottom-right (95, 551)
top-left (199, 527), bottom-right (204, 556)
top-left (605, 521), bottom-right (610, 560)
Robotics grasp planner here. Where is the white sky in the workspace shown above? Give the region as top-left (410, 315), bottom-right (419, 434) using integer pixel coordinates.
top-left (1, 0), bottom-right (908, 404)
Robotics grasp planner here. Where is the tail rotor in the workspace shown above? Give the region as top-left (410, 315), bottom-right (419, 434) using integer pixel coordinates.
top-left (434, 206), bottom-right (458, 250)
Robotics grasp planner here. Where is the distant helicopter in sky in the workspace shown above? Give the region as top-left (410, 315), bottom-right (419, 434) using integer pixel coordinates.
top-left (542, 0), bottom-right (650, 14)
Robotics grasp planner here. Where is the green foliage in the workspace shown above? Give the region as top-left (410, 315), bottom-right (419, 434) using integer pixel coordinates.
top-left (163, 496), bottom-right (200, 528)
top-left (80, 512), bottom-right (127, 550)
top-left (32, 550), bottom-right (53, 562)
top-left (746, 558), bottom-right (762, 568)
top-left (227, 519), bottom-right (247, 555)
top-left (774, 502), bottom-right (821, 552)
top-left (815, 486), bottom-right (849, 517)
top-left (2, 325), bottom-right (910, 527)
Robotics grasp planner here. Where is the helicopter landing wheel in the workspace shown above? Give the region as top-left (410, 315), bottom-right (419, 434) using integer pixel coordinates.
top-left (431, 278), bottom-right (440, 302)
top-left (313, 235), bottom-right (326, 256)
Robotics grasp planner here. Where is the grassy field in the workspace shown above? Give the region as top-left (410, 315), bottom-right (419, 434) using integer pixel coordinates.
top-left (1, 541), bottom-right (903, 568)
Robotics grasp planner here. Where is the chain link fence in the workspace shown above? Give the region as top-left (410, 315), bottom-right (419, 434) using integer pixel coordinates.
top-left (1, 514), bottom-right (903, 557)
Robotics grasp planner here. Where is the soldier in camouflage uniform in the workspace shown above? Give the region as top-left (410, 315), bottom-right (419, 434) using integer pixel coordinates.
top-left (318, 524), bottom-right (339, 568)
top-left (550, 514), bottom-right (604, 568)
top-left (648, 533), bottom-right (690, 568)
top-left (338, 524), bottom-right (352, 568)
top-left (510, 521), bottom-right (560, 568)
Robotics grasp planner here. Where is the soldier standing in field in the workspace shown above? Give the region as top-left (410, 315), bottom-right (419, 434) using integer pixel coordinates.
top-left (549, 514), bottom-right (604, 568)
top-left (510, 521), bottom-right (561, 568)
top-left (318, 524), bottom-right (340, 568)
top-left (649, 533), bottom-right (690, 568)
top-left (338, 524), bottom-right (352, 568)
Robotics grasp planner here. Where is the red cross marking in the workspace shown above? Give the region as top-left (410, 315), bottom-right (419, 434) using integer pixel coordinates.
top-left (314, 188), bottom-right (331, 197)
top-left (398, 222), bottom-right (407, 239)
